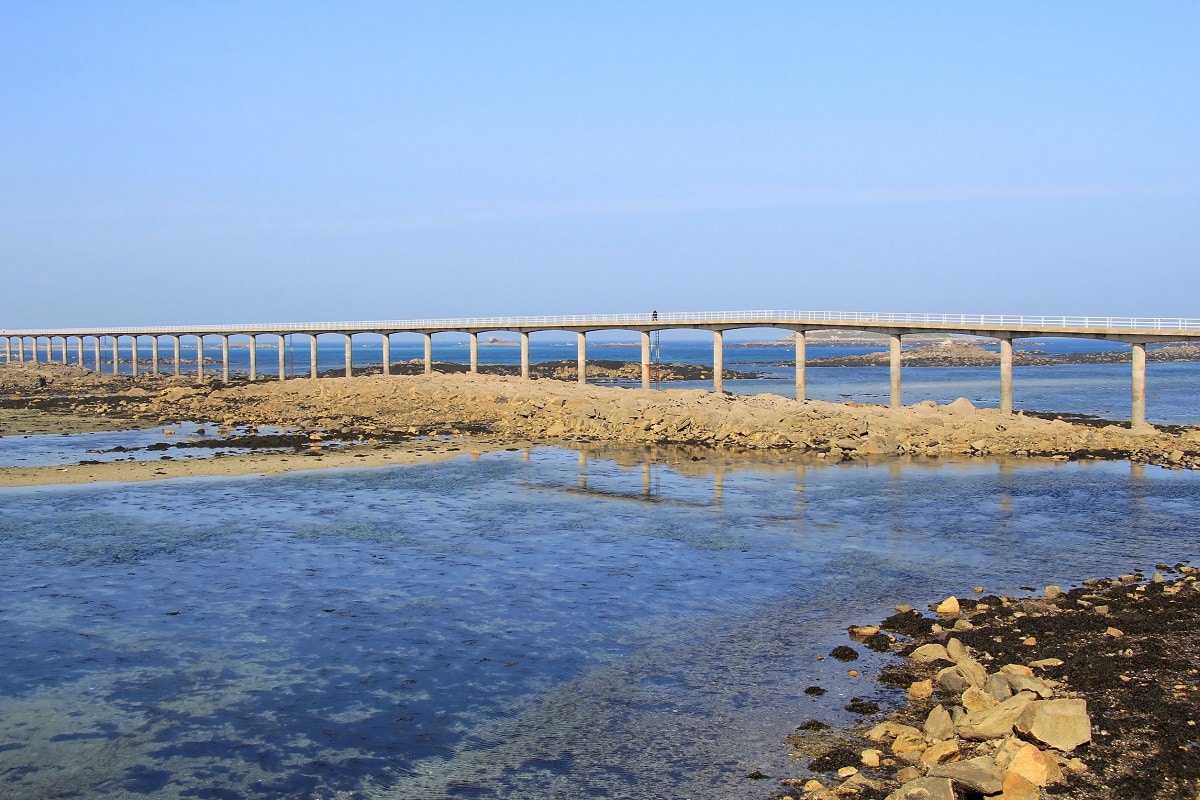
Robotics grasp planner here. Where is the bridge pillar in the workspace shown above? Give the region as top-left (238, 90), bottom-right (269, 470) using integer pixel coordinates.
top-left (577, 332), bottom-right (587, 384)
top-left (93, 337), bottom-right (101, 372)
top-left (3, 337), bottom-right (10, 363)
top-left (382, 334), bottom-right (391, 375)
top-left (131, 336), bottom-right (139, 377)
top-left (641, 331), bottom-right (651, 389)
top-left (713, 330), bottom-right (724, 393)
top-left (344, 333), bottom-right (353, 378)
top-left (520, 332), bottom-right (530, 379)
top-left (999, 337), bottom-right (1013, 414)
top-left (151, 336), bottom-right (159, 375)
top-left (112, 336), bottom-right (120, 375)
top-left (468, 332), bottom-right (478, 373)
top-left (308, 334), bottom-right (318, 378)
top-left (44, 337), bottom-right (52, 362)
top-left (795, 330), bottom-right (807, 401)
top-left (277, 334), bottom-right (286, 381)
top-left (16, 337), bottom-right (24, 361)
top-left (1132, 342), bottom-right (1147, 428)
top-left (248, 335), bottom-right (257, 380)
top-left (889, 334), bottom-right (902, 408)
top-left (171, 336), bottom-right (181, 377)
top-left (221, 335), bottom-right (230, 383)
top-left (196, 335), bottom-right (204, 379)
top-left (58, 336), bottom-right (67, 365)
top-left (31, 336), bottom-right (39, 364)
top-left (424, 333), bottom-right (433, 375)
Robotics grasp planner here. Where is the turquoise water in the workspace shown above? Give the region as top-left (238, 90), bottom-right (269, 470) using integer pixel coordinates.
top-left (1, 447), bottom-right (1197, 799)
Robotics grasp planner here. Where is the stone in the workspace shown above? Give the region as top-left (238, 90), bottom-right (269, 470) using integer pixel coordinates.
top-left (803, 779), bottom-right (826, 792)
top-left (962, 686), bottom-right (999, 713)
top-left (928, 755), bottom-right (1004, 795)
top-left (884, 776), bottom-right (955, 800)
top-left (868, 721), bottom-right (924, 743)
top-left (1106, 626), bottom-right (1124, 638)
top-left (1015, 698), bottom-right (1091, 752)
top-left (1044, 585), bottom-right (1063, 599)
top-left (837, 766), bottom-right (859, 779)
top-left (892, 729), bottom-right (927, 755)
top-left (919, 740), bottom-right (960, 767)
top-left (945, 637), bottom-right (967, 662)
top-left (1000, 664), bottom-right (1034, 677)
top-left (908, 679), bottom-right (934, 700)
top-left (894, 766), bottom-right (923, 784)
top-left (1028, 657), bottom-right (1064, 669)
top-left (935, 596), bottom-right (960, 615)
top-left (957, 656), bottom-right (988, 688)
top-left (1000, 770), bottom-right (1041, 800)
top-left (957, 693), bottom-right (1036, 741)
top-left (936, 666), bottom-right (970, 693)
top-left (1005, 674), bottom-right (1055, 698)
top-left (910, 643), bottom-right (952, 663)
top-left (952, 618), bottom-right (973, 631)
top-left (923, 704), bottom-right (955, 741)
top-left (985, 672), bottom-right (1014, 702)
top-left (861, 748), bottom-right (882, 768)
top-left (1006, 742), bottom-right (1064, 786)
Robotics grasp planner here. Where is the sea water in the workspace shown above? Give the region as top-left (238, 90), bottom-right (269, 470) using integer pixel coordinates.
top-left (1, 446), bottom-right (1197, 799)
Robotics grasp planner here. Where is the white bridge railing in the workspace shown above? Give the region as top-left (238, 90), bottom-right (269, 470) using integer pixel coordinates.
top-left (4, 310), bottom-right (1200, 337)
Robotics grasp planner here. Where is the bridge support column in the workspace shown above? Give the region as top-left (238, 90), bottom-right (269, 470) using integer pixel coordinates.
top-left (520, 332), bottom-right (530, 379)
top-left (131, 337), bottom-right (139, 377)
top-left (1132, 342), bottom-right (1147, 428)
top-left (424, 333), bottom-right (433, 375)
top-left (93, 337), bottom-right (101, 372)
top-left (221, 335), bottom-right (230, 383)
top-left (58, 337), bottom-right (68, 365)
top-left (308, 334), bottom-right (318, 378)
top-left (889, 334), bottom-right (902, 408)
top-left (277, 335), bottom-right (286, 381)
top-left (382, 334), bottom-right (391, 375)
top-left (17, 338), bottom-right (24, 361)
top-left (344, 334), bottom-right (353, 378)
top-left (999, 337), bottom-right (1013, 414)
top-left (3, 337), bottom-right (10, 363)
top-left (172, 336), bottom-right (181, 377)
top-left (713, 330), bottom-right (724, 394)
top-left (795, 330), bottom-right (807, 401)
top-left (151, 337), bottom-right (159, 375)
top-left (112, 337), bottom-right (120, 375)
top-left (44, 337), bottom-right (51, 361)
top-left (248, 335), bottom-right (257, 380)
top-left (196, 335), bottom-right (204, 379)
top-left (31, 337), bottom-right (39, 364)
top-left (641, 331), bottom-right (651, 389)
top-left (577, 332), bottom-right (587, 384)
top-left (468, 333), bottom-right (478, 373)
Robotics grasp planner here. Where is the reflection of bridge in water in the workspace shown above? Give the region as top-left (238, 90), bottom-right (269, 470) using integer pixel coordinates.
top-left (5, 310), bottom-right (1200, 426)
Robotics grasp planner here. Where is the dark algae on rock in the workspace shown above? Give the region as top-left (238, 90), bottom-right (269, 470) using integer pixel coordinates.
top-left (774, 566), bottom-right (1200, 800)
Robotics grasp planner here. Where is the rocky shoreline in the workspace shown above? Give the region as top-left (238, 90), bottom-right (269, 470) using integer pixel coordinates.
top-left (2, 362), bottom-right (1200, 477)
top-left (781, 567), bottom-right (1200, 799)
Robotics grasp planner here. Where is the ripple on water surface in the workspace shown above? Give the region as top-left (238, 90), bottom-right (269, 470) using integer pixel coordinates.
top-left (0, 448), bottom-right (1196, 799)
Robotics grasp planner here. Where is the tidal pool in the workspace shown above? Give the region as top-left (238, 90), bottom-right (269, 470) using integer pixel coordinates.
top-left (0, 447), bottom-right (1196, 799)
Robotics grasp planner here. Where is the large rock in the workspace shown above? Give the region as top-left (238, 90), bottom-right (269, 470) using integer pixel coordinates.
top-left (1006, 742), bottom-right (1065, 786)
top-left (928, 755), bottom-right (1004, 794)
top-left (924, 704), bottom-right (955, 741)
top-left (956, 692), bottom-right (1036, 741)
top-left (885, 776), bottom-right (955, 800)
top-left (910, 643), bottom-right (952, 663)
top-left (1015, 698), bottom-right (1091, 752)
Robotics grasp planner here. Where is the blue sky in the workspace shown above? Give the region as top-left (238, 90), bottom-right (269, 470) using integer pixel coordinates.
top-left (2, 2), bottom-right (1197, 327)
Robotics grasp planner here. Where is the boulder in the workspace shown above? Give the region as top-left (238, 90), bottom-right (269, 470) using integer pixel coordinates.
top-left (935, 596), bottom-right (961, 615)
top-left (1001, 770), bottom-right (1041, 800)
top-left (919, 740), bottom-right (961, 768)
top-left (908, 679), bottom-right (934, 700)
top-left (923, 704), bottom-right (955, 741)
top-left (884, 776), bottom-right (955, 800)
top-left (962, 686), bottom-right (999, 714)
top-left (1015, 699), bottom-right (1091, 752)
top-left (910, 643), bottom-right (952, 663)
top-left (928, 755), bottom-right (1004, 795)
top-left (1005, 742), bottom-right (1065, 786)
top-left (956, 693), bottom-right (1036, 741)
top-left (985, 672), bottom-right (1014, 702)
top-left (1004, 673), bottom-right (1055, 699)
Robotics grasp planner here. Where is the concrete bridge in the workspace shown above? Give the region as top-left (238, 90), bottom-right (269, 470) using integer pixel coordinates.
top-left (4, 310), bottom-right (1200, 426)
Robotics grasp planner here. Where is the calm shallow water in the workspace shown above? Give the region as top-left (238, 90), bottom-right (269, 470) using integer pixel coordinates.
top-left (0, 447), bottom-right (1197, 799)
